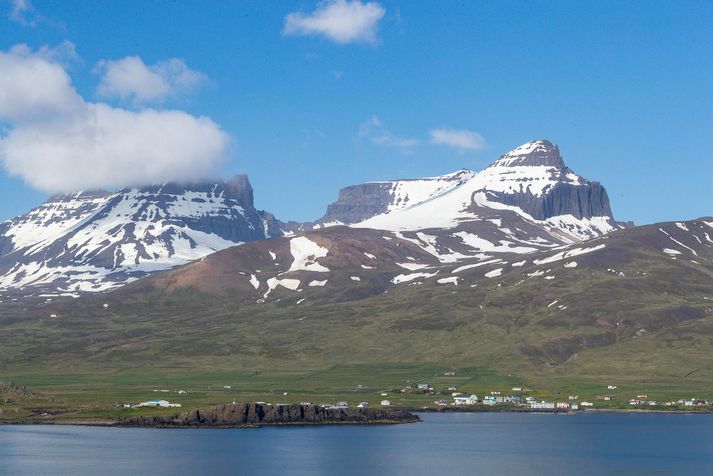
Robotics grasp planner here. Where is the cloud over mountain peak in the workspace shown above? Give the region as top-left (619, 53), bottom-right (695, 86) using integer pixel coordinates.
top-left (0, 44), bottom-right (229, 193)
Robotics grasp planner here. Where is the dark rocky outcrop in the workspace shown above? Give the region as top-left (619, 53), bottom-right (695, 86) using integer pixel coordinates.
top-left (484, 140), bottom-right (615, 220)
top-left (488, 178), bottom-right (614, 220)
top-left (119, 403), bottom-right (419, 428)
top-left (320, 182), bottom-right (394, 224)
top-left (318, 170), bottom-right (473, 225)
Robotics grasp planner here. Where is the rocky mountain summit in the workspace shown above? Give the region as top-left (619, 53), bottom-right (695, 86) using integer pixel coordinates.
top-left (0, 139), bottom-right (625, 295)
top-left (0, 175), bottom-right (284, 293)
top-left (320, 140), bottom-right (618, 240)
top-left (483, 140), bottom-right (614, 221)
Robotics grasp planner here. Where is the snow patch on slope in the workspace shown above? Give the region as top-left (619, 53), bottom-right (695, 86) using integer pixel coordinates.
top-left (533, 244), bottom-right (606, 265)
top-left (287, 236), bottom-right (329, 272)
top-left (392, 271), bottom-right (438, 284)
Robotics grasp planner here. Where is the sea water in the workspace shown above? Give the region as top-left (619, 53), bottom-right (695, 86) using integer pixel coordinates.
top-left (1, 412), bottom-right (712, 475)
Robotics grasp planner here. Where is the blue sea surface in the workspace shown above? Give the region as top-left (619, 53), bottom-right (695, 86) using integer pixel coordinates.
top-left (1, 412), bottom-right (713, 475)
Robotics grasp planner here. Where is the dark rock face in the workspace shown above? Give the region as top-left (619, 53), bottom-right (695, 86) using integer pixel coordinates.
top-left (260, 210), bottom-right (312, 236)
top-left (486, 140), bottom-right (615, 221)
top-left (318, 170), bottom-right (473, 225)
top-left (488, 177), bottom-right (614, 221)
top-left (225, 174), bottom-right (255, 209)
top-left (320, 183), bottom-right (394, 224)
top-left (120, 403), bottom-right (419, 428)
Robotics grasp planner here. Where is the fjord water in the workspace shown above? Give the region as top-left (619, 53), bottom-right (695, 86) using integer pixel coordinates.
top-left (2, 413), bottom-right (713, 475)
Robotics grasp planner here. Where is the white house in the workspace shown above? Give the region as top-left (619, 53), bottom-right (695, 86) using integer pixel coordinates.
top-left (580, 401), bottom-right (594, 407)
top-left (135, 400), bottom-right (181, 408)
top-left (529, 401), bottom-right (555, 410)
top-left (454, 394), bottom-right (478, 405)
top-left (380, 400), bottom-right (391, 406)
top-left (357, 402), bottom-right (369, 408)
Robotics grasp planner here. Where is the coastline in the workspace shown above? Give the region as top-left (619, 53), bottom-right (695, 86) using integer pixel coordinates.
top-left (4, 403), bottom-right (421, 429)
top-left (4, 405), bottom-right (713, 429)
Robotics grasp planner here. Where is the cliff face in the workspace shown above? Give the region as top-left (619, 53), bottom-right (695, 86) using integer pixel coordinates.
top-left (120, 403), bottom-right (419, 427)
top-left (489, 176), bottom-right (614, 221)
top-left (321, 183), bottom-right (394, 224)
top-left (317, 140), bottom-right (619, 240)
top-left (481, 140), bottom-right (614, 221)
top-left (318, 170), bottom-right (473, 225)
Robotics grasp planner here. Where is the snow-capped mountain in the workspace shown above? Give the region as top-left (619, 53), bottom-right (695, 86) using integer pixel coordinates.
top-left (133, 139), bottom-right (631, 304)
top-left (305, 140), bottom-right (625, 267)
top-left (0, 139), bottom-right (626, 295)
top-left (0, 175), bottom-right (283, 293)
top-left (321, 140), bottom-right (619, 242)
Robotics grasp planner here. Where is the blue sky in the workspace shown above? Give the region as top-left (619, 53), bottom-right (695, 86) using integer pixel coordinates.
top-left (0, 0), bottom-right (711, 225)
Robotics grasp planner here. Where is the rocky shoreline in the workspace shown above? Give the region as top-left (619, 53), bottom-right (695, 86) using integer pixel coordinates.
top-left (116, 403), bottom-right (420, 428)
top-left (3, 404), bottom-right (712, 428)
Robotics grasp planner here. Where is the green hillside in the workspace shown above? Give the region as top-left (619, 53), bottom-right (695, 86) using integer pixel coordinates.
top-left (2, 219), bottom-right (713, 420)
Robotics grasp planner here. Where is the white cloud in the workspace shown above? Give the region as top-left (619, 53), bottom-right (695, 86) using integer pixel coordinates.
top-left (0, 44), bottom-right (229, 193)
top-left (283, 0), bottom-right (386, 45)
top-left (0, 44), bottom-right (83, 121)
top-left (8, 0), bottom-right (61, 28)
top-left (95, 56), bottom-right (208, 105)
top-left (429, 128), bottom-right (488, 151)
top-left (34, 40), bottom-right (80, 66)
top-left (9, 0), bottom-right (37, 26)
top-left (359, 116), bottom-right (419, 153)
top-left (359, 118), bottom-right (488, 155)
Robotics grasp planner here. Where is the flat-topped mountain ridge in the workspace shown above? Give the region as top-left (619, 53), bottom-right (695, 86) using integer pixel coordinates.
top-left (0, 139), bottom-right (624, 295)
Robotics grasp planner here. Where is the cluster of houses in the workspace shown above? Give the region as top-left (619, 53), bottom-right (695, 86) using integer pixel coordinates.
top-left (400, 383), bottom-right (438, 395)
top-left (123, 382), bottom-right (713, 413)
top-left (425, 383), bottom-right (713, 410)
top-left (428, 386), bottom-right (593, 410)
top-left (629, 397), bottom-right (712, 407)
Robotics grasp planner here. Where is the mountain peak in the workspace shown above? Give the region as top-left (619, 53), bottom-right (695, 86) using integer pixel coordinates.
top-left (490, 140), bottom-right (565, 168)
top-left (225, 174), bottom-right (255, 208)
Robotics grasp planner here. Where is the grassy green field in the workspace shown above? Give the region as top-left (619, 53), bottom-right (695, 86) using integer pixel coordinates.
top-left (4, 358), bottom-right (713, 423)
